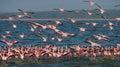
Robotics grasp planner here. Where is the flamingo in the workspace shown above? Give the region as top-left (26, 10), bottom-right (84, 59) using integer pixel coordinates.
top-left (1, 35), bottom-right (7, 39)
top-left (88, 12), bottom-right (92, 16)
top-left (54, 8), bottom-right (65, 12)
top-left (0, 48), bottom-right (14, 61)
top-left (55, 20), bottom-right (62, 25)
top-left (13, 24), bottom-right (17, 28)
top-left (67, 18), bottom-right (77, 23)
top-left (83, 0), bottom-right (105, 14)
top-left (5, 31), bottom-right (10, 34)
top-left (92, 22), bottom-right (97, 27)
top-left (83, 0), bottom-right (102, 8)
top-left (0, 39), bottom-right (18, 47)
top-left (5, 16), bottom-right (15, 21)
top-left (101, 16), bottom-right (114, 30)
top-left (4, 31), bottom-right (11, 37)
top-left (79, 27), bottom-right (86, 32)
top-left (98, 8), bottom-right (105, 14)
top-left (93, 34), bottom-right (109, 41)
top-left (48, 21), bottom-right (62, 29)
top-left (8, 17), bottom-right (14, 20)
top-left (51, 35), bottom-right (63, 42)
top-left (57, 31), bottom-right (75, 37)
top-left (1, 53), bottom-right (11, 61)
top-left (16, 14), bottom-right (25, 19)
top-left (29, 22), bottom-right (47, 30)
top-left (19, 52), bottom-right (25, 60)
top-left (87, 39), bottom-right (101, 47)
top-left (85, 22), bottom-right (90, 25)
top-left (36, 34), bottom-right (47, 42)
top-left (30, 27), bottom-right (35, 32)
top-left (101, 16), bottom-right (111, 23)
top-left (19, 34), bottom-right (25, 39)
top-left (47, 24), bottom-right (57, 30)
top-left (18, 9), bottom-right (34, 18)
top-left (83, 1), bottom-right (96, 7)
top-left (34, 50), bottom-right (40, 58)
top-left (114, 4), bottom-right (120, 7)
top-left (115, 17), bottom-right (120, 21)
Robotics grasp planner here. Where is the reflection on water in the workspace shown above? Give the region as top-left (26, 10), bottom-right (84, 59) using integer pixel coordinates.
top-left (0, 57), bottom-right (120, 67)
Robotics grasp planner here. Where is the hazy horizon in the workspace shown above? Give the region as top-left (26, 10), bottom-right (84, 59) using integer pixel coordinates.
top-left (0, 0), bottom-right (120, 13)
top-left (0, 9), bottom-right (120, 14)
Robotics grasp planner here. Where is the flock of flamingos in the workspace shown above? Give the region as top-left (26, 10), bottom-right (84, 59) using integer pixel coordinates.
top-left (0, 0), bottom-right (120, 62)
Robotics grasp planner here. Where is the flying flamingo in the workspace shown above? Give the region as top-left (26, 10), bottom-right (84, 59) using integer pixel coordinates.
top-left (0, 35), bottom-right (6, 39)
top-left (98, 8), bottom-right (105, 14)
top-left (4, 31), bottom-right (11, 38)
top-left (83, 0), bottom-right (105, 14)
top-left (12, 23), bottom-right (17, 29)
top-left (88, 12), bottom-right (92, 15)
top-left (79, 27), bottom-right (86, 32)
top-left (29, 22), bottom-right (47, 30)
top-left (85, 22), bottom-right (90, 25)
top-left (8, 17), bottom-right (15, 21)
top-left (114, 4), bottom-right (120, 7)
top-left (66, 18), bottom-right (77, 23)
top-left (117, 44), bottom-right (120, 47)
top-left (83, 0), bottom-right (102, 8)
top-left (101, 16), bottom-right (114, 30)
top-left (54, 8), bottom-right (65, 12)
top-left (92, 22), bottom-right (97, 27)
top-left (87, 39), bottom-right (101, 47)
top-left (0, 39), bottom-right (18, 47)
top-left (36, 34), bottom-right (47, 42)
top-left (93, 34), bottom-right (109, 41)
top-left (83, 1), bottom-right (95, 10)
top-left (17, 9), bottom-right (34, 18)
top-left (16, 14), bottom-right (25, 19)
top-left (28, 23), bottom-right (38, 32)
top-left (55, 20), bottom-right (62, 25)
top-left (19, 34), bottom-right (25, 39)
top-left (115, 17), bottom-right (120, 21)
top-left (56, 30), bottom-right (75, 37)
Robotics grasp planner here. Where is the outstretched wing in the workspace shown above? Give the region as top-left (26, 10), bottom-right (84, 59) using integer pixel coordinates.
top-left (94, 3), bottom-right (102, 9)
top-left (13, 40), bottom-right (18, 44)
top-left (101, 16), bottom-right (111, 23)
top-left (0, 39), bottom-right (7, 44)
top-left (27, 11), bottom-right (35, 14)
top-left (18, 9), bottom-right (24, 13)
top-left (114, 4), bottom-right (120, 7)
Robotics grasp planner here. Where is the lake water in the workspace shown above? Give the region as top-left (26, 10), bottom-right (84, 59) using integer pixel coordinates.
top-left (0, 19), bottom-right (120, 67)
top-left (0, 20), bottom-right (120, 46)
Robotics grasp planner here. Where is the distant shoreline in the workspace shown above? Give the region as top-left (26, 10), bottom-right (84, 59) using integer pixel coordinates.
top-left (0, 18), bottom-right (116, 21)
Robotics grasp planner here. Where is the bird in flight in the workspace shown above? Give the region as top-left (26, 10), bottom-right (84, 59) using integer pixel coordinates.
top-left (0, 39), bottom-right (18, 47)
top-left (17, 9), bottom-right (34, 18)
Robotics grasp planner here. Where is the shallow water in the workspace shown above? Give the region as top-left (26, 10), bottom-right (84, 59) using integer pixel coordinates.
top-left (0, 20), bottom-right (120, 67)
top-left (0, 57), bottom-right (120, 67)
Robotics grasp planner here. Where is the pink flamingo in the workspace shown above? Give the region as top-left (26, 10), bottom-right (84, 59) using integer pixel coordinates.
top-left (57, 31), bottom-right (75, 37)
top-left (87, 39), bottom-right (101, 47)
top-left (18, 9), bottom-right (34, 18)
top-left (0, 39), bottom-right (18, 47)
top-left (93, 34), bottom-right (109, 41)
